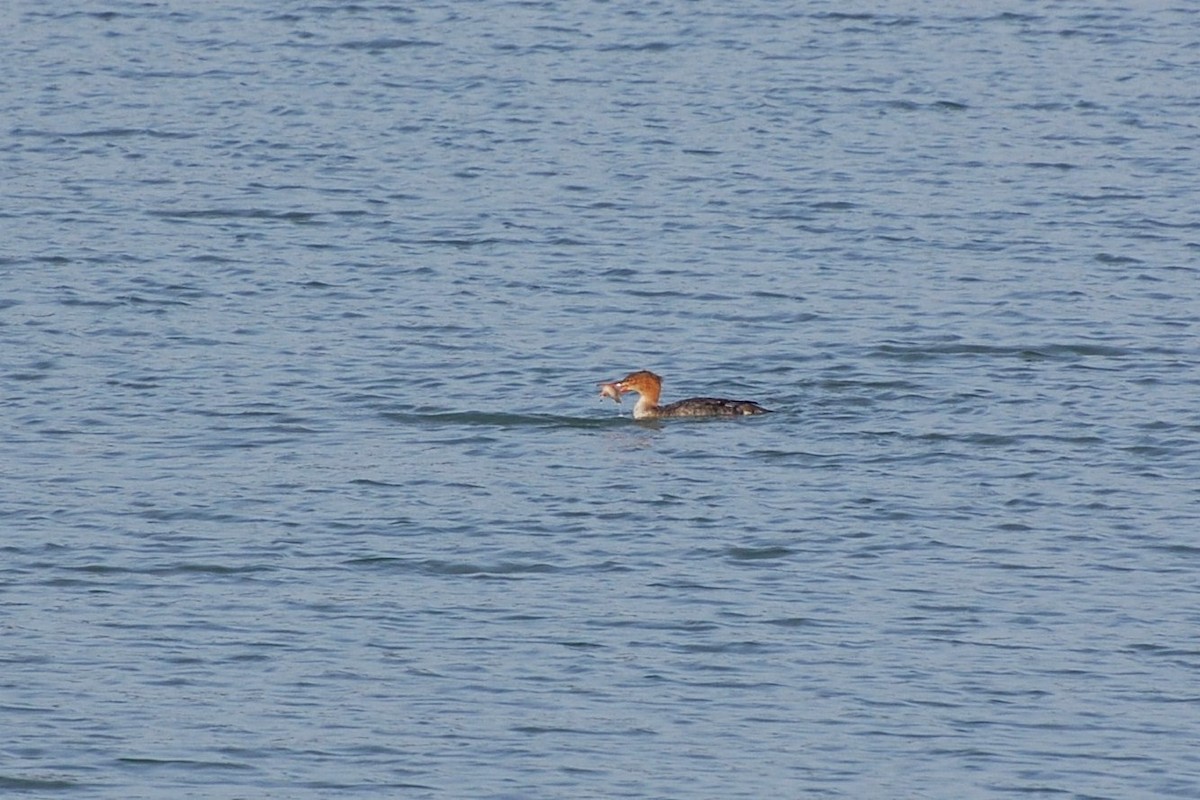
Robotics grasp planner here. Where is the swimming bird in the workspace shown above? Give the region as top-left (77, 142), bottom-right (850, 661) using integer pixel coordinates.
top-left (598, 370), bottom-right (770, 420)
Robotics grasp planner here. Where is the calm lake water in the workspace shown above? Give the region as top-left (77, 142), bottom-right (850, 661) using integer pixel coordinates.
top-left (3, 2), bottom-right (1199, 798)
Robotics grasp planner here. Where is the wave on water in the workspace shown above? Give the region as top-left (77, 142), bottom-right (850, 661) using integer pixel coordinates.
top-left (871, 341), bottom-right (1138, 361)
top-left (382, 411), bottom-right (631, 429)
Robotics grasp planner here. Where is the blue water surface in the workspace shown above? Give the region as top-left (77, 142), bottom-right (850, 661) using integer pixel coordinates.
top-left (2, 2), bottom-right (1199, 798)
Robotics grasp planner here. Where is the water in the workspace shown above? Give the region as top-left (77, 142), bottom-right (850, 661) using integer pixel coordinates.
top-left (3, 2), bottom-right (1199, 797)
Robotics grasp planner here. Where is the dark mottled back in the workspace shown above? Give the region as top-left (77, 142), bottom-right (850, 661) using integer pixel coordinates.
top-left (659, 397), bottom-right (771, 417)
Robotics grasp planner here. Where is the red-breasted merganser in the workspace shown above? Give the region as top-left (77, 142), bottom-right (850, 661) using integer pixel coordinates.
top-left (598, 370), bottom-right (770, 420)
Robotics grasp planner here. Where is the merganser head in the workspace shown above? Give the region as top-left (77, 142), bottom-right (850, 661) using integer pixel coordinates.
top-left (611, 370), bottom-right (662, 404)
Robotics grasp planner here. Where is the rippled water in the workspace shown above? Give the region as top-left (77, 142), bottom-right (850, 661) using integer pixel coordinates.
top-left (3, 2), bottom-right (1199, 798)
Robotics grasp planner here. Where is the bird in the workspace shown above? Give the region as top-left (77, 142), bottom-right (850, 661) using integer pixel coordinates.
top-left (598, 370), bottom-right (770, 420)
